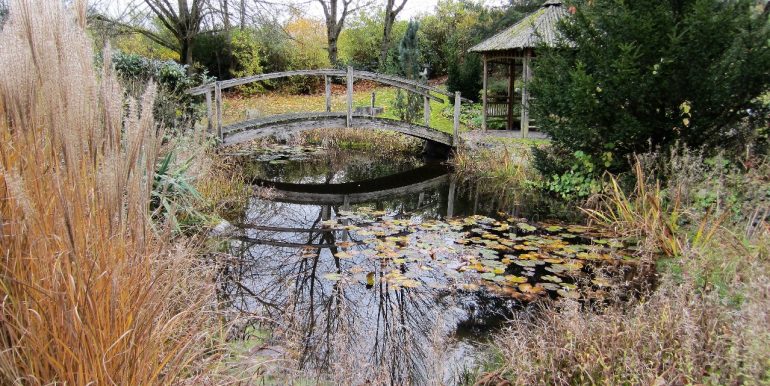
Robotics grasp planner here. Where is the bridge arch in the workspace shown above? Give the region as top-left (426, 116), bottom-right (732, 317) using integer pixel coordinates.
top-left (187, 67), bottom-right (468, 147)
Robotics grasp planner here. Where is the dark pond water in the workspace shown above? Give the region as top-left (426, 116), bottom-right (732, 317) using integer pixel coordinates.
top-left (217, 144), bottom-right (642, 384)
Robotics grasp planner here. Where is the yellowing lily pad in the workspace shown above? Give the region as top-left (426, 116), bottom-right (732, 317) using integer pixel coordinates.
top-left (505, 275), bottom-right (528, 284)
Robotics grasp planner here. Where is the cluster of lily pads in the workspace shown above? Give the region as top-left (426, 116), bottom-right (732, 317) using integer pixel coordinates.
top-left (317, 208), bottom-right (639, 302)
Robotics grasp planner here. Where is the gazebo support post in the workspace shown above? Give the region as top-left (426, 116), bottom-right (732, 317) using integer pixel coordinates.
top-left (482, 55), bottom-right (488, 131)
top-left (507, 60), bottom-right (515, 131)
top-left (520, 49), bottom-right (531, 138)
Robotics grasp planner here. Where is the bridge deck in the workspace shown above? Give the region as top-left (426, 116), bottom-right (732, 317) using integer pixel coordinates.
top-left (221, 112), bottom-right (455, 147)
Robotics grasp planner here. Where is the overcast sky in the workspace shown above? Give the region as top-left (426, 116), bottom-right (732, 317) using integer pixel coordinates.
top-left (100, 0), bottom-right (509, 23)
top-left (283, 0), bottom-right (509, 20)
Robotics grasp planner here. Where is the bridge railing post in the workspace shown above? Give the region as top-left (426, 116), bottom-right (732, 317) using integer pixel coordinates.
top-left (324, 75), bottom-right (331, 113)
top-left (370, 92), bottom-right (376, 117)
top-left (205, 87), bottom-right (213, 135)
top-left (424, 95), bottom-right (431, 127)
top-left (346, 66), bottom-right (353, 128)
top-left (215, 81), bottom-right (223, 141)
top-left (453, 92), bottom-right (461, 146)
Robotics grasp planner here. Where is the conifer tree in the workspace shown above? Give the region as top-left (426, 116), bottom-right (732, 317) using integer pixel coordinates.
top-left (392, 20), bottom-right (425, 123)
top-left (531, 0), bottom-right (770, 173)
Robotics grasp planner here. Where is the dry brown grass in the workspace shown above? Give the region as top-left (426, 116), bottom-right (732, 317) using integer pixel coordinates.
top-left (0, 1), bottom-right (225, 384)
top-left (452, 143), bottom-right (538, 186)
top-left (482, 158), bottom-right (770, 385)
top-left (296, 127), bottom-right (423, 155)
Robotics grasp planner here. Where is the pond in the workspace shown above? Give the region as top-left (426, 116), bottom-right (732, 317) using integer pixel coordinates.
top-left (216, 142), bottom-right (643, 384)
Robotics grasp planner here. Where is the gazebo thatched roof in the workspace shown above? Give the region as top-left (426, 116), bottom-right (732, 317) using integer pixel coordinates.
top-left (469, 0), bottom-right (568, 53)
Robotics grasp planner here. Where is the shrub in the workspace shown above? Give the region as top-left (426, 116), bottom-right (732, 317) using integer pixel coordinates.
top-left (446, 51), bottom-right (482, 101)
top-left (111, 50), bottom-right (211, 130)
top-left (531, 0), bottom-right (770, 174)
top-left (338, 10), bottom-right (392, 71)
top-left (230, 28), bottom-right (264, 95)
top-left (192, 31), bottom-right (233, 79)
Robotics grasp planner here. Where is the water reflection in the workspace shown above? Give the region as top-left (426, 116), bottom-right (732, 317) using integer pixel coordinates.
top-left (218, 149), bottom-right (520, 383)
top-left (218, 147), bottom-right (640, 384)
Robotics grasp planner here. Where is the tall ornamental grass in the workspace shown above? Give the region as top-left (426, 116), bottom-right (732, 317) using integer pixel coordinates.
top-left (0, 1), bottom-right (219, 384)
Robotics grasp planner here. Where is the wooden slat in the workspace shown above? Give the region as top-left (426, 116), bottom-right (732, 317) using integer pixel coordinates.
top-left (353, 70), bottom-right (471, 103)
top-left (453, 92), bottom-right (461, 146)
top-left (346, 66), bottom-right (353, 128)
top-left (205, 89), bottom-right (213, 133)
top-left (220, 113), bottom-right (454, 147)
top-left (324, 75), bottom-right (331, 112)
top-left (220, 69), bottom-right (345, 90)
top-left (215, 82), bottom-right (223, 140)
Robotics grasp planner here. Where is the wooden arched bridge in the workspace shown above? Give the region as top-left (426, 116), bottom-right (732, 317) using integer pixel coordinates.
top-left (187, 67), bottom-right (468, 148)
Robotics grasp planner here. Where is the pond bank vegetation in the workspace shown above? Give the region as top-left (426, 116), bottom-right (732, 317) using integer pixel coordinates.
top-left (1, 0), bottom-right (768, 383)
top-left (475, 149), bottom-right (770, 385)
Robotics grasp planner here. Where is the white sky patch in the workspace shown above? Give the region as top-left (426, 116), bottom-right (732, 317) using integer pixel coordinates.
top-left (97, 0), bottom-right (508, 23)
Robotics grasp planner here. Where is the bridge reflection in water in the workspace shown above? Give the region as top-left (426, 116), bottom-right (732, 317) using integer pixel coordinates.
top-left (217, 162), bottom-right (511, 384)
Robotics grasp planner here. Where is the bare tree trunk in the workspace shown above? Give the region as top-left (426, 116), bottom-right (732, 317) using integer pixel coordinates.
top-left (379, 0), bottom-right (407, 68)
top-left (318, 0), bottom-right (370, 66)
top-left (181, 37), bottom-right (194, 67)
top-left (239, 0), bottom-right (246, 27)
top-left (328, 34), bottom-right (339, 64)
top-left (221, 0), bottom-right (231, 30)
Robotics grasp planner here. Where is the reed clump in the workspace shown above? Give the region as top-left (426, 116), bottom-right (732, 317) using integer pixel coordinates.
top-left (0, 1), bottom-right (222, 384)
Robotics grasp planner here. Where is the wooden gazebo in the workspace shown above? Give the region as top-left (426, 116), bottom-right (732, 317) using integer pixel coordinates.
top-left (469, 0), bottom-right (568, 136)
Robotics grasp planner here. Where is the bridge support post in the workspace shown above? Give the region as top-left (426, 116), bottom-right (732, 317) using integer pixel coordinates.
top-left (424, 96), bottom-right (431, 126)
top-left (215, 81), bottom-right (223, 141)
top-left (447, 179), bottom-right (456, 218)
top-left (453, 92), bottom-right (461, 146)
top-left (346, 66), bottom-right (353, 128)
top-left (324, 75), bottom-right (331, 112)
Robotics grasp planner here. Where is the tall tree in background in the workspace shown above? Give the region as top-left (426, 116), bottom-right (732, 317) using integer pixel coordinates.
top-left (379, 0), bottom-right (407, 68)
top-left (317, 0), bottom-right (370, 65)
top-left (92, 0), bottom-right (208, 68)
top-left (142, 0), bottom-right (206, 66)
top-left (392, 20), bottom-right (424, 123)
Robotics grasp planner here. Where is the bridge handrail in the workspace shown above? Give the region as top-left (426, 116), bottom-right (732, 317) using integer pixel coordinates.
top-left (191, 67), bottom-right (464, 145)
top-left (186, 68), bottom-right (470, 103)
top-left (352, 71), bottom-right (471, 103)
top-left (187, 69), bottom-right (345, 96)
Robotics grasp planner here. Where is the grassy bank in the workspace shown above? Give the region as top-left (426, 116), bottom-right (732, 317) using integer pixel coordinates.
top-left (475, 150), bottom-right (770, 385)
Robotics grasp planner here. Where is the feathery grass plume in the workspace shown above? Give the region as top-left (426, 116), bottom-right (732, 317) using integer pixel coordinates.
top-left (0, 0), bottom-right (221, 384)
